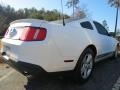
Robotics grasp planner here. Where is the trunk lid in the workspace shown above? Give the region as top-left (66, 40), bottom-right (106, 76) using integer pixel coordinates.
top-left (5, 19), bottom-right (47, 40)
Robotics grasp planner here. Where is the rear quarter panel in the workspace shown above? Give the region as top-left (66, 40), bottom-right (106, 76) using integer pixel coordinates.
top-left (51, 21), bottom-right (92, 70)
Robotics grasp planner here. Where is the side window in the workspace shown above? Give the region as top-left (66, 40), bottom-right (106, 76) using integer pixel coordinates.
top-left (80, 21), bottom-right (93, 30)
top-left (93, 21), bottom-right (109, 36)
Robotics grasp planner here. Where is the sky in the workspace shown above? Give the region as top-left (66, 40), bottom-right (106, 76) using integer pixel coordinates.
top-left (0, 0), bottom-right (120, 32)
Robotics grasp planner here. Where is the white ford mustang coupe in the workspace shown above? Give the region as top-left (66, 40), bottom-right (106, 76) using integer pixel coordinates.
top-left (1, 18), bottom-right (119, 82)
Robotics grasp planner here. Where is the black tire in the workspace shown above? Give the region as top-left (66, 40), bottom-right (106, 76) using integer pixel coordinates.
top-left (74, 48), bottom-right (95, 83)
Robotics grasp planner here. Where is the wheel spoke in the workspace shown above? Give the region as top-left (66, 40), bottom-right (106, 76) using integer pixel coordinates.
top-left (86, 54), bottom-right (92, 63)
top-left (81, 64), bottom-right (85, 75)
top-left (88, 60), bottom-right (93, 69)
top-left (84, 68), bottom-right (88, 78)
top-left (87, 68), bottom-right (92, 77)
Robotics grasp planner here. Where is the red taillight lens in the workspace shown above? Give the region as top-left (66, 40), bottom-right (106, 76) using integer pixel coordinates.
top-left (20, 27), bottom-right (47, 41)
top-left (35, 28), bottom-right (47, 41)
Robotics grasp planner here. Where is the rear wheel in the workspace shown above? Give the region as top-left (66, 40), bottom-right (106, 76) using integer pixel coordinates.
top-left (75, 48), bottom-right (95, 83)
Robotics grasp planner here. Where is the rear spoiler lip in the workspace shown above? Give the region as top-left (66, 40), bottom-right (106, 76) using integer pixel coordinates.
top-left (10, 19), bottom-right (47, 25)
top-left (10, 19), bottom-right (48, 28)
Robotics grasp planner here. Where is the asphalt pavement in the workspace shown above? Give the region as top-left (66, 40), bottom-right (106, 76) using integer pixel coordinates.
top-left (0, 58), bottom-right (120, 90)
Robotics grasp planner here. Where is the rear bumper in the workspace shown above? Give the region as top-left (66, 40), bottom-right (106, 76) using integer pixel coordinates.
top-left (1, 54), bottom-right (74, 77)
top-left (1, 38), bottom-right (67, 72)
top-left (1, 54), bottom-right (47, 76)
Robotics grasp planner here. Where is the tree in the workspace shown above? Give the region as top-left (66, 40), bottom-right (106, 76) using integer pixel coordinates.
top-left (73, 7), bottom-right (86, 19)
top-left (102, 20), bottom-right (109, 32)
top-left (108, 0), bottom-right (120, 37)
top-left (66, 0), bottom-right (80, 18)
top-left (116, 28), bottom-right (120, 36)
top-left (0, 4), bottom-right (70, 36)
top-left (0, 15), bottom-right (7, 33)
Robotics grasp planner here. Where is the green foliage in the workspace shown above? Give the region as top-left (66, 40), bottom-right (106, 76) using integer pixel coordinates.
top-left (108, 0), bottom-right (120, 37)
top-left (0, 4), bottom-right (70, 35)
top-left (108, 0), bottom-right (120, 8)
top-left (66, 0), bottom-right (80, 8)
top-left (66, 0), bottom-right (87, 18)
top-left (73, 7), bottom-right (86, 19)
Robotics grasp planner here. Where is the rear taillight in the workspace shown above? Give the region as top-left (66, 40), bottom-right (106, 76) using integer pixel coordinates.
top-left (20, 27), bottom-right (47, 41)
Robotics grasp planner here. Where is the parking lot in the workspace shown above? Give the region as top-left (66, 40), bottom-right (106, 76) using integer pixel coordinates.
top-left (0, 58), bottom-right (120, 90)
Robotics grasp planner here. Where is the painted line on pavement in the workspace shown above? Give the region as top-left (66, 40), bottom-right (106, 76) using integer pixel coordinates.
top-left (0, 69), bottom-right (15, 82)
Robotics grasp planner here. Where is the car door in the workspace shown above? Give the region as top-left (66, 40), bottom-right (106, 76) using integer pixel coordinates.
top-left (93, 21), bottom-right (115, 55)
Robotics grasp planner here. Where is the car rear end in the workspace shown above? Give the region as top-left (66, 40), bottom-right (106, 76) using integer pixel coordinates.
top-left (1, 19), bottom-right (51, 75)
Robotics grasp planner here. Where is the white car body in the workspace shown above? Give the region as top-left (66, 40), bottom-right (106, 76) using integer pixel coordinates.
top-left (1, 18), bottom-right (118, 73)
